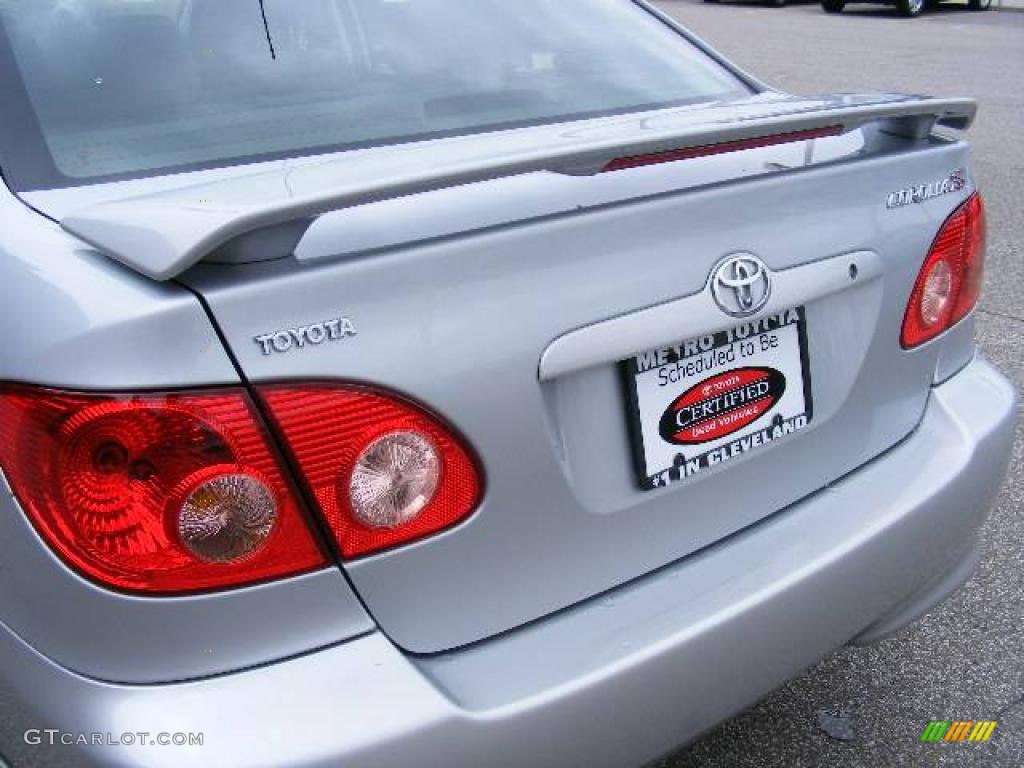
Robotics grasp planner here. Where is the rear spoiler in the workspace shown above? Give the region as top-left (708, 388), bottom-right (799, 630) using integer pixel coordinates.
top-left (60, 93), bottom-right (975, 281)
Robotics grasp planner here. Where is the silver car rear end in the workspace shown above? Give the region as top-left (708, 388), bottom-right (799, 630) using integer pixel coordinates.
top-left (0, 1), bottom-right (1015, 766)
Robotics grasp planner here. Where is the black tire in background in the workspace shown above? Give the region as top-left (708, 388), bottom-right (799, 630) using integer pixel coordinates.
top-left (968, 0), bottom-right (992, 9)
top-left (897, 0), bottom-right (925, 15)
top-left (821, 0), bottom-right (846, 11)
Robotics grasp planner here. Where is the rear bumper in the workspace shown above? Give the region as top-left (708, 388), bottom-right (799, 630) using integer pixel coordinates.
top-left (0, 355), bottom-right (1015, 768)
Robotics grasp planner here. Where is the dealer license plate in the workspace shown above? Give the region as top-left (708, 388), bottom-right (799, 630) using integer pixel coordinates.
top-left (623, 306), bottom-right (813, 490)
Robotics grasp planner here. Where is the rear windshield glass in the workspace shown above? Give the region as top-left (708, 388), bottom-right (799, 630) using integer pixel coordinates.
top-left (0, 0), bottom-right (750, 190)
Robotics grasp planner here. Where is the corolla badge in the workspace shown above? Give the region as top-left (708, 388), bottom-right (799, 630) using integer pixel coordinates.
top-left (886, 168), bottom-right (966, 209)
top-left (710, 253), bottom-right (772, 318)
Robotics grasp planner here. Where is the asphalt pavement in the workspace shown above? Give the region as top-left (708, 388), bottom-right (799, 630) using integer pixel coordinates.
top-left (650, 2), bottom-right (1024, 765)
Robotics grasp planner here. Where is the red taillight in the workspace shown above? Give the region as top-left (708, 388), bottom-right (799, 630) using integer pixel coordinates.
top-left (601, 126), bottom-right (843, 173)
top-left (901, 193), bottom-right (986, 349)
top-left (259, 386), bottom-right (482, 558)
top-left (0, 386), bottom-right (327, 593)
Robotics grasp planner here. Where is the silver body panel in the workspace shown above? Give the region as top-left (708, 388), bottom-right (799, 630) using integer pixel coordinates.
top-left (0, 185), bottom-right (374, 684)
top-left (0, 356), bottom-right (1013, 767)
top-left (0, 190), bottom-right (235, 391)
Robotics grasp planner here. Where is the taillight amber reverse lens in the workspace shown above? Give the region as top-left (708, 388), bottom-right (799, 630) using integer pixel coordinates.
top-left (0, 386), bottom-right (327, 594)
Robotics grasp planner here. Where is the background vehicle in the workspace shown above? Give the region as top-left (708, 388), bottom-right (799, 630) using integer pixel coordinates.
top-left (822, 0), bottom-right (992, 18)
top-left (0, 1), bottom-right (1014, 766)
